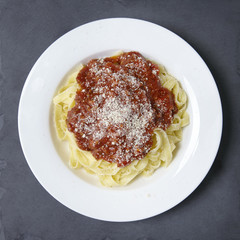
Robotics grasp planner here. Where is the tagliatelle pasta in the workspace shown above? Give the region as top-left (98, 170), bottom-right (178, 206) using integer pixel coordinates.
top-left (53, 52), bottom-right (189, 187)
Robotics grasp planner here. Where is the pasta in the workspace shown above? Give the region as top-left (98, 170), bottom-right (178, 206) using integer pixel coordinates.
top-left (53, 56), bottom-right (189, 187)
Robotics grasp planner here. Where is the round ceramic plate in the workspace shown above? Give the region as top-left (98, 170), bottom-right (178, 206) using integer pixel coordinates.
top-left (18, 18), bottom-right (222, 222)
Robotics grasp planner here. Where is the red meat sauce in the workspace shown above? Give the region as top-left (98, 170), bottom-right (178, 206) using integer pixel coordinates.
top-left (67, 52), bottom-right (178, 167)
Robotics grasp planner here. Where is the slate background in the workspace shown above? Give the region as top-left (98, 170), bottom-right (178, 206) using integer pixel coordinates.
top-left (0, 0), bottom-right (240, 239)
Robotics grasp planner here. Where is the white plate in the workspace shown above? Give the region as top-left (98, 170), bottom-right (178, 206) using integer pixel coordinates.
top-left (18, 18), bottom-right (222, 222)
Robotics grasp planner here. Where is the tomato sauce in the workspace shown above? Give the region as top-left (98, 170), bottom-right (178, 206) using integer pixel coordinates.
top-left (67, 52), bottom-right (178, 167)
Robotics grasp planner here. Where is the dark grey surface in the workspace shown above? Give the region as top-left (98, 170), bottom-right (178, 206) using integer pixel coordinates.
top-left (0, 0), bottom-right (240, 239)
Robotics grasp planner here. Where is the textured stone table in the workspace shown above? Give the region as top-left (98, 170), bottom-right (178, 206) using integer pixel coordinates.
top-left (0, 0), bottom-right (239, 239)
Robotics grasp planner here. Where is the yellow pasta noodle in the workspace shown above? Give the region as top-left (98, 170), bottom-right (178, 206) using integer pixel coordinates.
top-left (53, 59), bottom-right (189, 187)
